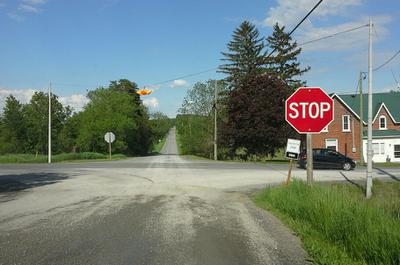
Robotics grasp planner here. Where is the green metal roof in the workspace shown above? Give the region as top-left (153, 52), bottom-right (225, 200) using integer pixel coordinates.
top-left (362, 129), bottom-right (400, 139)
top-left (336, 92), bottom-right (400, 123)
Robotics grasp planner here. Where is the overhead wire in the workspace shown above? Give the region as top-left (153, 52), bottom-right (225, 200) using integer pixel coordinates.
top-left (6, 0), bottom-right (332, 90)
top-left (265, 0), bottom-right (323, 58)
top-left (148, 0), bottom-right (324, 87)
top-left (298, 24), bottom-right (368, 46)
top-left (373, 49), bottom-right (400, 71)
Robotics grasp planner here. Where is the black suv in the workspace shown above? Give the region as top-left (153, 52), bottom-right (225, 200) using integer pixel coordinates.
top-left (298, 148), bottom-right (356, 171)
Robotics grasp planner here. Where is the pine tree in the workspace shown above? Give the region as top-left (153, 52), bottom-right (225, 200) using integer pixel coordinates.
top-left (265, 23), bottom-right (310, 88)
top-left (219, 21), bottom-right (266, 87)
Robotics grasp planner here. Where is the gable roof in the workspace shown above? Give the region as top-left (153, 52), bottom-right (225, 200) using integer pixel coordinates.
top-left (333, 92), bottom-right (400, 124)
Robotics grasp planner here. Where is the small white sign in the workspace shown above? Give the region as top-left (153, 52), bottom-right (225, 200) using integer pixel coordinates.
top-left (104, 132), bottom-right (115, 143)
top-left (285, 138), bottom-right (301, 160)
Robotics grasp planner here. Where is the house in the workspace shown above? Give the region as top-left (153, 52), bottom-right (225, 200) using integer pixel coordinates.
top-left (311, 92), bottom-right (400, 163)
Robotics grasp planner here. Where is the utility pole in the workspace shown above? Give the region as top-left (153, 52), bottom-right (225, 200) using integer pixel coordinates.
top-left (214, 80), bottom-right (218, 161)
top-left (359, 71), bottom-right (364, 166)
top-left (306, 134), bottom-right (313, 185)
top-left (48, 81), bottom-right (52, 164)
top-left (366, 19), bottom-right (373, 198)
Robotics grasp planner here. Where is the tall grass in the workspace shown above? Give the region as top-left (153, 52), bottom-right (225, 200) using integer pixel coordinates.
top-left (254, 180), bottom-right (400, 265)
top-left (0, 152), bottom-right (126, 163)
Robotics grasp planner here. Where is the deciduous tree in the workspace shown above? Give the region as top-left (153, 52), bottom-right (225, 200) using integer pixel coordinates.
top-left (222, 73), bottom-right (295, 158)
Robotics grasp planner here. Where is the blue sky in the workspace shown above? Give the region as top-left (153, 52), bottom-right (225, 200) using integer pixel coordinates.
top-left (0, 0), bottom-right (400, 117)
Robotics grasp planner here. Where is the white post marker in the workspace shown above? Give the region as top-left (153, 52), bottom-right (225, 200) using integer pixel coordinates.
top-left (104, 132), bottom-right (116, 160)
top-left (285, 138), bottom-right (301, 185)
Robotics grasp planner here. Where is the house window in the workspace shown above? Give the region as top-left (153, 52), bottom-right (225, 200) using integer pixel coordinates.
top-left (380, 143), bottom-right (385, 155)
top-left (372, 143), bottom-right (379, 155)
top-left (379, 116), bottom-right (387, 130)
top-left (325, 139), bottom-right (338, 151)
top-left (342, 115), bottom-right (350, 132)
top-left (395, 145), bottom-right (400, 158)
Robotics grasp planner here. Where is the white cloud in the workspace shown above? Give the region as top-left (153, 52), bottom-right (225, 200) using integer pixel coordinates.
top-left (0, 88), bottom-right (36, 112)
top-left (0, 87), bottom-right (36, 103)
top-left (143, 97), bottom-right (159, 108)
top-left (170, 79), bottom-right (188, 88)
top-left (18, 4), bottom-right (41, 13)
top-left (298, 15), bottom-right (392, 52)
top-left (22, 0), bottom-right (47, 4)
top-left (145, 84), bottom-right (162, 91)
top-left (262, 0), bottom-right (392, 53)
top-left (263, 0), bottom-right (362, 28)
top-left (8, 12), bottom-right (24, 21)
top-left (0, 88), bottom-right (88, 113)
top-left (59, 94), bottom-right (89, 112)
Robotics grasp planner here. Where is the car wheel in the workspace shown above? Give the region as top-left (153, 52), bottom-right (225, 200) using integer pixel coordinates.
top-left (342, 162), bottom-right (352, 171)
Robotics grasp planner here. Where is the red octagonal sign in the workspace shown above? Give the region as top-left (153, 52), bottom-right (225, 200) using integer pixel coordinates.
top-left (285, 87), bottom-right (334, 134)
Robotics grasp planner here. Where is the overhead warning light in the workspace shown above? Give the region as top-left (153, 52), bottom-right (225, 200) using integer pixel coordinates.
top-left (136, 89), bottom-right (152, 96)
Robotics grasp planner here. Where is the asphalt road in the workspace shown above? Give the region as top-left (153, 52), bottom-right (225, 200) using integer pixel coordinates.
top-left (1, 128), bottom-right (399, 265)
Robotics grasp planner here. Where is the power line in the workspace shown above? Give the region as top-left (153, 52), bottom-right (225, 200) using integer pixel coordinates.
top-left (298, 24), bottom-right (368, 46)
top-left (373, 49), bottom-right (400, 71)
top-left (4, 1), bottom-right (326, 90)
top-left (149, 0), bottom-right (324, 87)
top-left (52, 82), bottom-right (102, 88)
top-left (147, 22), bottom-right (369, 87)
top-left (266, 0), bottom-right (323, 58)
top-left (149, 67), bottom-right (218, 86)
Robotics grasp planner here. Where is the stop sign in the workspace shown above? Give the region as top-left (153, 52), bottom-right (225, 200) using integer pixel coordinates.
top-left (285, 87), bottom-right (334, 134)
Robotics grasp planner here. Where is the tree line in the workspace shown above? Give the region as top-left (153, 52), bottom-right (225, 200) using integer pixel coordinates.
top-left (0, 79), bottom-right (173, 156)
top-left (177, 22), bottom-right (309, 160)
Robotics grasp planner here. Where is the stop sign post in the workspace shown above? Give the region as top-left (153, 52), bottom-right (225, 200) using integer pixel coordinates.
top-left (285, 87), bottom-right (334, 184)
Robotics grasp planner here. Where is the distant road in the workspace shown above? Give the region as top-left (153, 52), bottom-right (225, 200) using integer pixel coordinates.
top-left (0, 128), bottom-right (399, 264)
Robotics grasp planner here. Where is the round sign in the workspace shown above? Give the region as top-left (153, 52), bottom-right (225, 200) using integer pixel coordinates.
top-left (285, 87), bottom-right (334, 134)
top-left (104, 132), bottom-right (115, 143)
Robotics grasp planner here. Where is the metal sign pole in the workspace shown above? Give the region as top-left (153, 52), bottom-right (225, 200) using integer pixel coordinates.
top-left (307, 133), bottom-right (313, 185)
top-left (109, 134), bottom-right (112, 160)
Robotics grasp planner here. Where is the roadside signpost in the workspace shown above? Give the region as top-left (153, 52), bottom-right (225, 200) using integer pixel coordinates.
top-left (285, 138), bottom-right (301, 185)
top-left (104, 132), bottom-right (116, 160)
top-left (285, 87), bottom-right (334, 184)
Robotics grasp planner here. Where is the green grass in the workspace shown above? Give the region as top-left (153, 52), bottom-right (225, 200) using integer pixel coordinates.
top-left (253, 179), bottom-right (400, 265)
top-left (0, 152), bottom-right (127, 163)
top-left (373, 162), bottom-right (400, 167)
top-left (175, 131), bottom-right (183, 155)
top-left (152, 137), bottom-right (167, 153)
top-left (182, 155), bottom-right (212, 160)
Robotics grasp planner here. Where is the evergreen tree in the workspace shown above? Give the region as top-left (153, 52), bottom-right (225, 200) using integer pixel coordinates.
top-left (219, 21), bottom-right (266, 87)
top-left (265, 23), bottom-right (310, 88)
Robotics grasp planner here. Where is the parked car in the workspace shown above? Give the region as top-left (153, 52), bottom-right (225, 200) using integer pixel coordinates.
top-left (298, 148), bottom-right (356, 171)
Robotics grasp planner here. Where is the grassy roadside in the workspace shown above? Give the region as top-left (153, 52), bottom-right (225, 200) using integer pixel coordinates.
top-left (0, 153), bottom-right (127, 163)
top-left (175, 131), bottom-right (183, 155)
top-left (373, 162), bottom-right (400, 167)
top-left (152, 137), bottom-right (167, 153)
top-left (253, 180), bottom-right (400, 265)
